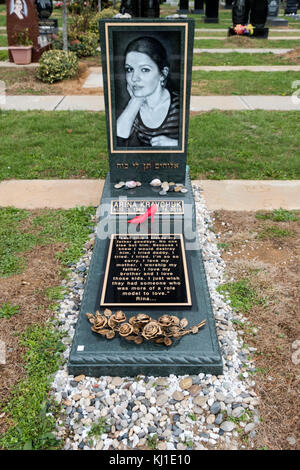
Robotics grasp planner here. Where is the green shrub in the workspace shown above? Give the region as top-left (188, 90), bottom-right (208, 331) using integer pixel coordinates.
top-left (70, 31), bottom-right (99, 57)
top-left (36, 50), bottom-right (78, 84)
top-left (52, 31), bottom-right (98, 58)
top-left (89, 8), bottom-right (119, 35)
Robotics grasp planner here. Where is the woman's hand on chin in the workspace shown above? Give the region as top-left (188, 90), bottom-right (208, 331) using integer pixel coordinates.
top-left (127, 84), bottom-right (146, 105)
top-left (150, 136), bottom-right (178, 147)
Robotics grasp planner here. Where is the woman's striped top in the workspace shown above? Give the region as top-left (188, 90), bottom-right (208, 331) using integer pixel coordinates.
top-left (117, 91), bottom-right (180, 148)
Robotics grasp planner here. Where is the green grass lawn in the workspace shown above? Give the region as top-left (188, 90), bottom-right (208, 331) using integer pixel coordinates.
top-left (0, 110), bottom-right (299, 181)
top-left (0, 205), bottom-right (96, 277)
top-left (0, 16), bottom-right (6, 28)
top-left (194, 38), bottom-right (300, 49)
top-left (188, 110), bottom-right (300, 180)
top-left (0, 111), bottom-right (108, 180)
top-left (0, 204), bottom-right (96, 450)
top-left (1, 65), bottom-right (298, 96)
top-left (195, 30), bottom-right (300, 37)
top-left (192, 70), bottom-right (300, 95)
top-left (0, 49), bottom-right (8, 60)
top-left (0, 34), bottom-right (8, 47)
top-left (192, 52), bottom-right (299, 66)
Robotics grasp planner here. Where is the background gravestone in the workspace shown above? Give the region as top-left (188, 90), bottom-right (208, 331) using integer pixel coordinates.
top-left (6, 0), bottom-right (52, 62)
top-left (224, 0), bottom-right (233, 9)
top-left (285, 0), bottom-right (298, 14)
top-left (178, 0), bottom-right (189, 14)
top-left (192, 0), bottom-right (205, 15)
top-left (267, 0), bottom-right (288, 26)
top-left (204, 0), bottom-right (219, 23)
top-left (120, 0), bottom-right (160, 17)
top-left (35, 0), bottom-right (52, 18)
top-left (230, 0), bottom-right (269, 37)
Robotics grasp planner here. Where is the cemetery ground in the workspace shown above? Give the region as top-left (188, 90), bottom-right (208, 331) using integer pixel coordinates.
top-left (0, 205), bottom-right (299, 450)
top-left (0, 3), bottom-right (300, 452)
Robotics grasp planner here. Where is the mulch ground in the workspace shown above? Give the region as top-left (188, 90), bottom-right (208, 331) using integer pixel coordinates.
top-left (0, 241), bottom-right (65, 435)
top-left (213, 210), bottom-right (300, 450)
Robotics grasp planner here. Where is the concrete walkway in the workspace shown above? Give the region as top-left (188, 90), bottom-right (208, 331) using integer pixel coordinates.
top-left (192, 65), bottom-right (300, 71)
top-left (2, 61), bottom-right (300, 73)
top-left (82, 66), bottom-right (300, 91)
top-left (0, 179), bottom-right (299, 211)
top-left (193, 47), bottom-right (293, 54)
top-left (2, 94), bottom-right (300, 111)
top-left (0, 46), bottom-right (294, 54)
top-left (194, 36), bottom-right (300, 40)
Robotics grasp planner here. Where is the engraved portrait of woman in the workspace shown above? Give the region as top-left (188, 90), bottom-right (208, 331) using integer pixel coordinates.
top-left (116, 36), bottom-right (180, 149)
top-left (9, 0), bottom-right (28, 20)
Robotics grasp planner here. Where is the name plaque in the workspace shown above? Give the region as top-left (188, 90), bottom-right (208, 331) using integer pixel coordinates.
top-left (38, 19), bottom-right (58, 35)
top-left (110, 200), bottom-right (184, 215)
top-left (100, 234), bottom-right (192, 307)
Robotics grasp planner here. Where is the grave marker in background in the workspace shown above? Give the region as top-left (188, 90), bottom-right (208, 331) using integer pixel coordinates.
top-left (285, 0), bottom-right (298, 15)
top-left (205, 0), bottom-right (219, 23)
top-left (267, 0), bottom-right (288, 26)
top-left (177, 0), bottom-right (189, 14)
top-left (192, 0), bottom-right (205, 15)
top-left (229, 0), bottom-right (269, 38)
top-left (225, 0), bottom-right (233, 9)
top-left (6, 0), bottom-right (53, 62)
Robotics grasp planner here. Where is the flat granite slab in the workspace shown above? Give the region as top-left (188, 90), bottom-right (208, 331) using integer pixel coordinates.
top-left (68, 170), bottom-right (223, 376)
top-left (68, 235), bottom-right (223, 377)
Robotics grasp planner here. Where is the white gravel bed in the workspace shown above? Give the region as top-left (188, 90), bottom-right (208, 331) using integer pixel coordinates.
top-left (48, 184), bottom-right (260, 450)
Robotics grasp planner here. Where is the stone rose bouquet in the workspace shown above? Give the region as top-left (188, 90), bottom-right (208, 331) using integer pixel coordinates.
top-left (86, 310), bottom-right (206, 347)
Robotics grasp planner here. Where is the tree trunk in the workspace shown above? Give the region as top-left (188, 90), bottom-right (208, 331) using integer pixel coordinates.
top-left (62, 0), bottom-right (68, 52)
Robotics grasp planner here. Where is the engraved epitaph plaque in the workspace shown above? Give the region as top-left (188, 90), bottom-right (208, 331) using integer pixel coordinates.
top-left (101, 234), bottom-right (191, 306)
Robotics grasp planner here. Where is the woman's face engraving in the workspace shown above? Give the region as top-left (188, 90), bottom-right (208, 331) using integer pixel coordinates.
top-left (125, 51), bottom-right (164, 98)
top-left (15, 0), bottom-right (23, 13)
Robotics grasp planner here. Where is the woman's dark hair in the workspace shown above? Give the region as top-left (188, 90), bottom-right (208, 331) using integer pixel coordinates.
top-left (124, 36), bottom-right (170, 73)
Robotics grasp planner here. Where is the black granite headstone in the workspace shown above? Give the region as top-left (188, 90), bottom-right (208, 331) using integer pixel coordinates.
top-left (267, 0), bottom-right (288, 26)
top-left (233, 0), bottom-right (268, 29)
top-left (68, 18), bottom-right (223, 377)
top-left (99, 19), bottom-right (194, 184)
top-left (250, 0), bottom-right (269, 29)
top-left (35, 0), bottom-right (52, 19)
top-left (285, 0), bottom-right (298, 14)
top-left (192, 0), bottom-right (204, 15)
top-left (205, 0), bottom-right (219, 23)
top-left (225, 0), bottom-right (233, 9)
top-left (230, 0), bottom-right (269, 38)
top-left (120, 0), bottom-right (160, 18)
top-left (141, 0), bottom-right (160, 18)
top-left (178, 0), bottom-right (189, 14)
top-left (68, 169), bottom-right (223, 376)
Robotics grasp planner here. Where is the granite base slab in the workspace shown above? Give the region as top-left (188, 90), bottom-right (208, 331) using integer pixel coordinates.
top-left (68, 234), bottom-right (223, 377)
top-left (68, 169), bottom-right (222, 377)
